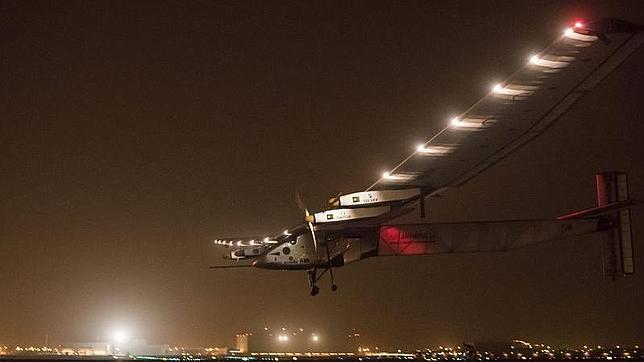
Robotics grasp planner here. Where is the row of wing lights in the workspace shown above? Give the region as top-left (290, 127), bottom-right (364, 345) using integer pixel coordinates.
top-left (213, 229), bottom-right (294, 247)
top-left (213, 22), bottom-right (593, 240)
top-left (214, 238), bottom-right (280, 247)
top-left (381, 21), bottom-right (593, 182)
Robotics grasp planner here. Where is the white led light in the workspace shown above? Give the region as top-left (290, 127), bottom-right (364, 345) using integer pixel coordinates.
top-left (564, 28), bottom-right (598, 41)
top-left (450, 117), bottom-right (461, 126)
top-left (416, 145), bottom-right (454, 155)
top-left (493, 83), bottom-right (503, 93)
top-left (380, 171), bottom-right (417, 182)
top-left (529, 54), bottom-right (571, 69)
top-left (529, 54), bottom-right (540, 64)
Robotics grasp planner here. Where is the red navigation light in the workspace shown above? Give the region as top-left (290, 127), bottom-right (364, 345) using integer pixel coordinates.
top-left (574, 21), bottom-right (583, 28)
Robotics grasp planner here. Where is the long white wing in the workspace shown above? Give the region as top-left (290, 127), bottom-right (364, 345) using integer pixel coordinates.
top-left (368, 19), bottom-right (644, 193)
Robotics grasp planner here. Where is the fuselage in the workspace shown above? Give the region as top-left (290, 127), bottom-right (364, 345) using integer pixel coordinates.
top-left (252, 233), bottom-right (323, 270)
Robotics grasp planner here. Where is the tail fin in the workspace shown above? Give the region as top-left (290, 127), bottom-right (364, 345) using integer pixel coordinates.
top-left (596, 172), bottom-right (635, 278)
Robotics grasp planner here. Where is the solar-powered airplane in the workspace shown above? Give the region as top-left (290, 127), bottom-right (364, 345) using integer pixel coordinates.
top-left (211, 18), bottom-right (643, 296)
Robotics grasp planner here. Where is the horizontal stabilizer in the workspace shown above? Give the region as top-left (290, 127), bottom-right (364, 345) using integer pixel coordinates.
top-left (557, 200), bottom-right (639, 220)
top-left (209, 265), bottom-right (253, 269)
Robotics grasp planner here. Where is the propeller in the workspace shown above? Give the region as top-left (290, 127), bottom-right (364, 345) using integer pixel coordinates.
top-left (326, 191), bottom-right (342, 209)
top-left (295, 191), bottom-right (318, 253)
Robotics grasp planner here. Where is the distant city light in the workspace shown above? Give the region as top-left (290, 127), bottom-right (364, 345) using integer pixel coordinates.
top-left (277, 335), bottom-right (289, 342)
top-left (311, 334), bottom-right (320, 342)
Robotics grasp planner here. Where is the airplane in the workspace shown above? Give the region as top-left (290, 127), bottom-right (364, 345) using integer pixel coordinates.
top-left (210, 18), bottom-right (643, 296)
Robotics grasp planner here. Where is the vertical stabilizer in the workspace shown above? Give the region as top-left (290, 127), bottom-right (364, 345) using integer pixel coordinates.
top-left (597, 172), bottom-right (635, 278)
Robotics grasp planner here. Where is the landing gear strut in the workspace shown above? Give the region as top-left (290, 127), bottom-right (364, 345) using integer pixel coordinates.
top-left (307, 269), bottom-right (320, 296)
top-left (306, 236), bottom-right (341, 296)
top-left (306, 264), bottom-right (338, 297)
top-left (306, 263), bottom-right (338, 296)
top-left (325, 240), bottom-right (338, 293)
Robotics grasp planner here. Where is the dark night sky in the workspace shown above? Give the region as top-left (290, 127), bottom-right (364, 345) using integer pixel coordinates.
top-left (1, 0), bottom-right (644, 350)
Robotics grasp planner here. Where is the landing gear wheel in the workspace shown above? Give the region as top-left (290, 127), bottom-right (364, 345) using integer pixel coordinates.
top-left (310, 285), bottom-right (320, 296)
top-left (331, 284), bottom-right (338, 292)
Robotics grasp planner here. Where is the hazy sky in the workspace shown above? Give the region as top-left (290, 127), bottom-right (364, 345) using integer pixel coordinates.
top-left (1, 0), bottom-right (643, 350)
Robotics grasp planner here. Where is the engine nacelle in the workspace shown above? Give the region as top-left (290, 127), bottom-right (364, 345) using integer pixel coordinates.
top-left (336, 188), bottom-right (420, 208)
top-left (312, 206), bottom-right (390, 224)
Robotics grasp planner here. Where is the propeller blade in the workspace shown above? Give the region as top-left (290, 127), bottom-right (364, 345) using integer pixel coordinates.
top-left (295, 191), bottom-right (308, 214)
top-left (327, 191), bottom-right (342, 209)
top-left (295, 191), bottom-right (317, 253)
top-left (308, 221), bottom-right (318, 254)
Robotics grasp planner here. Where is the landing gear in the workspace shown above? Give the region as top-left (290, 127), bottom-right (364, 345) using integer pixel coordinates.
top-left (306, 265), bottom-right (338, 296)
top-left (306, 237), bottom-right (341, 296)
top-left (326, 241), bottom-right (338, 293)
top-left (307, 268), bottom-right (322, 296)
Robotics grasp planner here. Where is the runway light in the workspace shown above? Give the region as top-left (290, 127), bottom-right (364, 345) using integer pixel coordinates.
top-left (113, 329), bottom-right (128, 344)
